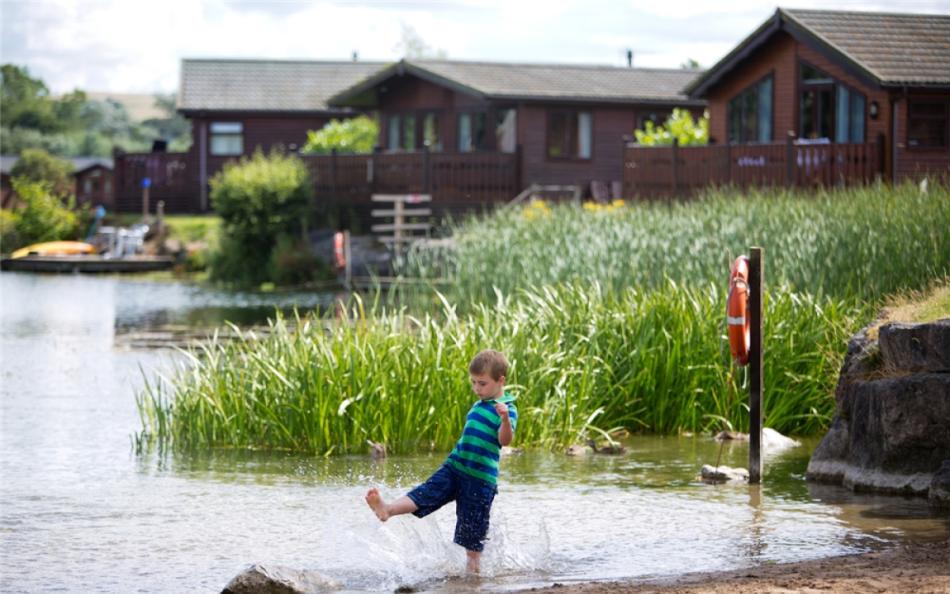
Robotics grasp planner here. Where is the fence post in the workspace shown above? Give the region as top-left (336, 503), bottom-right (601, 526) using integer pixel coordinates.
top-left (749, 247), bottom-right (764, 484)
top-left (725, 142), bottom-right (732, 185)
top-left (422, 145), bottom-right (431, 194)
top-left (514, 144), bottom-right (523, 195)
top-left (670, 138), bottom-right (680, 199)
top-left (877, 132), bottom-right (887, 182)
top-left (785, 131), bottom-right (796, 187)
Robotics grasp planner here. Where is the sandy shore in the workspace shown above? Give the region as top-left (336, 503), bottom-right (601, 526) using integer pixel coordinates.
top-left (527, 540), bottom-right (950, 594)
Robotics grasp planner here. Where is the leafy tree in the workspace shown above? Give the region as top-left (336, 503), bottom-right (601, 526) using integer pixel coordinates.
top-left (634, 108), bottom-right (709, 146)
top-left (1, 64), bottom-right (60, 132)
top-left (680, 58), bottom-right (702, 70)
top-left (395, 24), bottom-right (448, 59)
top-left (10, 148), bottom-right (75, 196)
top-left (302, 116), bottom-right (379, 154)
top-left (6, 179), bottom-right (80, 249)
top-left (209, 151), bottom-right (314, 286)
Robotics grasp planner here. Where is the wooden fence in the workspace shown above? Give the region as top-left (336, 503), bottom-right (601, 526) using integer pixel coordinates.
top-left (114, 149), bottom-right (520, 221)
top-left (623, 134), bottom-right (885, 199)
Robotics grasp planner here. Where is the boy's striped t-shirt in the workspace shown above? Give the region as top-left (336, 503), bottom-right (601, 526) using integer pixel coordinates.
top-left (446, 393), bottom-right (517, 485)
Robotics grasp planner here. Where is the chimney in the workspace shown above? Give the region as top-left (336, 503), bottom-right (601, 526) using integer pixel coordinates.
top-left (352, 51), bottom-right (359, 62)
top-left (626, 49), bottom-right (633, 68)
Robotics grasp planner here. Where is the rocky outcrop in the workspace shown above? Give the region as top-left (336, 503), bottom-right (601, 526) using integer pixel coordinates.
top-left (221, 564), bottom-right (339, 594)
top-left (807, 318), bottom-right (950, 504)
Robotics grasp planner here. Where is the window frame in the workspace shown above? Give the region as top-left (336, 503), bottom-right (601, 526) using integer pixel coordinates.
top-left (457, 110), bottom-right (489, 153)
top-left (727, 73), bottom-right (774, 144)
top-left (209, 121), bottom-right (244, 156)
top-left (545, 108), bottom-right (593, 161)
top-left (906, 100), bottom-right (949, 151)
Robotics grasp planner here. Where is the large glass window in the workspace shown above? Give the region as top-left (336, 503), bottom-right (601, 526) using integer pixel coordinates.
top-left (210, 122), bottom-right (243, 156)
top-left (800, 62), bottom-right (865, 142)
top-left (401, 115), bottom-right (416, 151)
top-left (546, 110), bottom-right (592, 159)
top-left (727, 76), bottom-right (772, 143)
top-left (458, 112), bottom-right (487, 152)
top-left (907, 101), bottom-right (948, 149)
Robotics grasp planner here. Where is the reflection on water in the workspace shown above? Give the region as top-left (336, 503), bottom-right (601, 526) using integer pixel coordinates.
top-left (1, 272), bottom-right (948, 593)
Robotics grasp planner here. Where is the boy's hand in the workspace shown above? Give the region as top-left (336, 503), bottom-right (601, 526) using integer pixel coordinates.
top-left (494, 402), bottom-right (509, 419)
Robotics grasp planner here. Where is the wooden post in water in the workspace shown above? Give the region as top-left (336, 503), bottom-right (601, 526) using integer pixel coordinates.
top-left (748, 247), bottom-right (764, 484)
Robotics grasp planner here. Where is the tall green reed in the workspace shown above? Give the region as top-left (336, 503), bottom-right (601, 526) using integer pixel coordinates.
top-left (137, 283), bottom-right (857, 453)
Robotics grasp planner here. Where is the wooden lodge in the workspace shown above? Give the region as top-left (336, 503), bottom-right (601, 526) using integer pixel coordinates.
top-left (625, 8), bottom-right (950, 198)
top-left (113, 58), bottom-right (703, 221)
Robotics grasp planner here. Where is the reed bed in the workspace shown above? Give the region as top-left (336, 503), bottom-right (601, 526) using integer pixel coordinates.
top-left (136, 282), bottom-right (856, 454)
top-left (404, 182), bottom-right (950, 306)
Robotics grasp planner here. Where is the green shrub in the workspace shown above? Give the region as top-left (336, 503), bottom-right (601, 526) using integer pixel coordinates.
top-left (267, 235), bottom-right (329, 286)
top-left (209, 151), bottom-right (313, 286)
top-left (0, 209), bottom-right (21, 253)
top-left (302, 115), bottom-right (378, 154)
top-left (634, 108), bottom-right (709, 146)
top-left (10, 148), bottom-right (75, 195)
top-left (7, 178), bottom-right (80, 249)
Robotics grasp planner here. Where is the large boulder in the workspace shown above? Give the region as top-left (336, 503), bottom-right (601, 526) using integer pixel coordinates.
top-left (807, 318), bottom-right (950, 500)
top-left (221, 564), bottom-right (339, 594)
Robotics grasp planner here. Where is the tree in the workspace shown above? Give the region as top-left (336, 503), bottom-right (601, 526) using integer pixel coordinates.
top-left (394, 24), bottom-right (447, 59)
top-left (680, 58), bottom-right (702, 70)
top-left (7, 179), bottom-right (80, 249)
top-left (634, 109), bottom-right (709, 146)
top-left (1, 64), bottom-right (59, 132)
top-left (302, 116), bottom-right (379, 154)
top-left (10, 148), bottom-right (75, 196)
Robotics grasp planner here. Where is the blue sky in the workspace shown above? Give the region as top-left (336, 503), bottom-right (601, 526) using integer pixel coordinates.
top-left (2, 0), bottom-right (950, 94)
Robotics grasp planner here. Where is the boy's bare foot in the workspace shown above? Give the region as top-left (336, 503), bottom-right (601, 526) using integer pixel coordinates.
top-left (365, 488), bottom-right (390, 521)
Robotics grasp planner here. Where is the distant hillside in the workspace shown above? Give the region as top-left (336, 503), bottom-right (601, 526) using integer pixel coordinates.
top-left (83, 92), bottom-right (167, 122)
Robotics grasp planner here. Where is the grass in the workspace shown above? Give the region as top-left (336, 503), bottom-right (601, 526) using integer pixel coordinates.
top-left (136, 182), bottom-right (950, 454)
top-left (866, 279), bottom-right (950, 339)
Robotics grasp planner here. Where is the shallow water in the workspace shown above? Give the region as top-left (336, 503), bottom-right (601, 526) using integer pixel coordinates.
top-left (1, 272), bottom-right (947, 593)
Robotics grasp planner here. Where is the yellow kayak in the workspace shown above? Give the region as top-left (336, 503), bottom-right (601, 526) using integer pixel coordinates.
top-left (11, 241), bottom-right (97, 259)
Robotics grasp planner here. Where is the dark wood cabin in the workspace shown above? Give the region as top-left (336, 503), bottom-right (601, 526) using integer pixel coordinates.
top-left (685, 8), bottom-right (950, 182)
top-left (73, 161), bottom-right (114, 208)
top-left (114, 59), bottom-right (383, 213)
top-left (328, 59), bottom-right (705, 198)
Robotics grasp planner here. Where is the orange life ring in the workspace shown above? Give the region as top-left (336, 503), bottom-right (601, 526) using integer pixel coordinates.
top-left (727, 256), bottom-right (751, 366)
top-left (333, 232), bottom-right (346, 270)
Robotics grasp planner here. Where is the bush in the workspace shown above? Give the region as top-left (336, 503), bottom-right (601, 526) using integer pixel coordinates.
top-left (302, 115), bottom-right (378, 154)
top-left (268, 235), bottom-right (329, 286)
top-left (10, 148), bottom-right (75, 195)
top-left (6, 178), bottom-right (80, 250)
top-left (634, 108), bottom-right (709, 146)
top-left (209, 150), bottom-right (313, 286)
top-left (0, 209), bottom-right (21, 253)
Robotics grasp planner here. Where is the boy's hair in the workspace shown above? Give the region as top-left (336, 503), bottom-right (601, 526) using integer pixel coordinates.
top-left (469, 349), bottom-right (509, 381)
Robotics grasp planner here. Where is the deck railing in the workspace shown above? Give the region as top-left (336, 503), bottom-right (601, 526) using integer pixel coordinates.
top-left (623, 134), bottom-right (885, 199)
top-left (114, 149), bottom-right (520, 218)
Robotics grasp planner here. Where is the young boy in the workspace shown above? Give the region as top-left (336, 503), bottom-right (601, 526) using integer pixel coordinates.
top-left (365, 349), bottom-right (518, 574)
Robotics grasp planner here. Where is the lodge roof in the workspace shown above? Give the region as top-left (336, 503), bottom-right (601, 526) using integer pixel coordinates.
top-left (687, 8), bottom-right (950, 97)
top-left (0, 155), bottom-right (113, 176)
top-left (177, 59), bottom-right (387, 113)
top-left (328, 59), bottom-right (706, 107)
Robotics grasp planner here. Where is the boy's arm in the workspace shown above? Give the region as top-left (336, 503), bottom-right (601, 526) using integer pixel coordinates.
top-left (494, 402), bottom-right (513, 446)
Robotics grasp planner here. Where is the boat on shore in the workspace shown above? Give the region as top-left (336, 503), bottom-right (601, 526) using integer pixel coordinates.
top-left (0, 253), bottom-right (174, 273)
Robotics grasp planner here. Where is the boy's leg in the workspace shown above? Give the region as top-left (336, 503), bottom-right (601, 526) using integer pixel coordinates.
top-left (365, 488), bottom-right (418, 522)
top-left (465, 550), bottom-right (481, 574)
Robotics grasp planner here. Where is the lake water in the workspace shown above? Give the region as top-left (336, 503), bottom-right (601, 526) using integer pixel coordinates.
top-left (1, 272), bottom-right (947, 593)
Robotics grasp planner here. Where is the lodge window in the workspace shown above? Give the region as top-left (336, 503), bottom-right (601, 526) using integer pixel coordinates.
top-left (495, 108), bottom-right (517, 153)
top-left (727, 75), bottom-right (772, 144)
top-left (388, 111), bottom-right (441, 151)
top-left (209, 122), bottom-right (243, 156)
top-left (546, 110), bottom-right (592, 159)
top-left (907, 101), bottom-right (948, 149)
top-left (458, 112), bottom-right (488, 152)
top-left (799, 62), bottom-right (866, 142)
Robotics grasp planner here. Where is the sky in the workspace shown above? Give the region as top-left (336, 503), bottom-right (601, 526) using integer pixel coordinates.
top-left (3, 0), bottom-right (950, 95)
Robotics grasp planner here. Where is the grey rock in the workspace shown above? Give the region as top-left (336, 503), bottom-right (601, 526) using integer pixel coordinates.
top-left (700, 464), bottom-right (748, 483)
top-left (879, 319), bottom-right (950, 373)
top-left (808, 317), bottom-right (950, 499)
top-left (221, 564), bottom-right (340, 594)
top-left (930, 460), bottom-right (950, 507)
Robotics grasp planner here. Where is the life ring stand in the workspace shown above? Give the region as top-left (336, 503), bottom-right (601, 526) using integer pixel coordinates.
top-left (727, 256), bottom-right (751, 366)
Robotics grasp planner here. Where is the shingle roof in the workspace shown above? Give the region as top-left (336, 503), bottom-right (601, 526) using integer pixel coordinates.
top-left (1, 155), bottom-right (112, 175)
top-left (687, 8), bottom-right (950, 97)
top-left (331, 59), bottom-right (705, 106)
top-left (784, 9), bottom-right (950, 86)
top-left (178, 59), bottom-right (387, 112)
